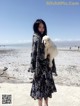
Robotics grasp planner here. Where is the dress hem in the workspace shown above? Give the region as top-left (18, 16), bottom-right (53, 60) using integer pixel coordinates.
top-left (30, 90), bottom-right (57, 100)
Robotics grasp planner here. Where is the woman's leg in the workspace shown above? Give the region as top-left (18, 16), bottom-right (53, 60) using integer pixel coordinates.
top-left (44, 97), bottom-right (48, 106)
top-left (38, 98), bottom-right (43, 106)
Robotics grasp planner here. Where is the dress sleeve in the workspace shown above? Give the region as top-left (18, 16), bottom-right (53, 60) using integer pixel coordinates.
top-left (51, 59), bottom-right (58, 75)
top-left (31, 41), bottom-right (37, 70)
top-left (30, 36), bottom-right (40, 71)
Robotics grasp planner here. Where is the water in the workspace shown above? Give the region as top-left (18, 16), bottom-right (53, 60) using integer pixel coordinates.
top-left (55, 41), bottom-right (80, 48)
top-left (0, 43), bottom-right (32, 49)
top-left (0, 41), bottom-right (80, 49)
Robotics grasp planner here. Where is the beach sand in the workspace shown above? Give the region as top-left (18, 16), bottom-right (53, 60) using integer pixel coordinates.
top-left (0, 47), bottom-right (80, 105)
top-left (0, 83), bottom-right (80, 106)
top-left (0, 47), bottom-right (80, 86)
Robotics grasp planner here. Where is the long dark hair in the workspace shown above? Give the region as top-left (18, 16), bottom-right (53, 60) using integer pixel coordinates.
top-left (33, 19), bottom-right (47, 38)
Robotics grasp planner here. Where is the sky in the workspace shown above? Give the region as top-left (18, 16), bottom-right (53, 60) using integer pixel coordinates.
top-left (0, 0), bottom-right (80, 44)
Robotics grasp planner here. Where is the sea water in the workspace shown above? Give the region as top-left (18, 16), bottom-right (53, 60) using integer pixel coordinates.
top-left (0, 41), bottom-right (80, 49)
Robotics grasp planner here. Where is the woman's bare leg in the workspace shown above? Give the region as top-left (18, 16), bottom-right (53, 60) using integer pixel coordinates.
top-left (44, 97), bottom-right (48, 106)
top-left (38, 98), bottom-right (43, 106)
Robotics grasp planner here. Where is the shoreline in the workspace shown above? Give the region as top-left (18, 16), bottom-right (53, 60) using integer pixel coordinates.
top-left (0, 47), bottom-right (80, 87)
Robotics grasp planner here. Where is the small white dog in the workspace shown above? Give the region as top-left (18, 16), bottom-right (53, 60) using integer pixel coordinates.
top-left (42, 35), bottom-right (58, 68)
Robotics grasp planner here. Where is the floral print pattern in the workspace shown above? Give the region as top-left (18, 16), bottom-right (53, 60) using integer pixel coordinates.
top-left (29, 33), bottom-right (57, 100)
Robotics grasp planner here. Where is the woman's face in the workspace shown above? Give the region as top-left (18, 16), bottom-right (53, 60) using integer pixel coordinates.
top-left (38, 23), bottom-right (45, 34)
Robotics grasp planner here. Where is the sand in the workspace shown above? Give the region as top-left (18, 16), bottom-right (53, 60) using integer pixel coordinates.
top-left (0, 46), bottom-right (80, 106)
top-left (0, 47), bottom-right (80, 86)
top-left (0, 83), bottom-right (80, 106)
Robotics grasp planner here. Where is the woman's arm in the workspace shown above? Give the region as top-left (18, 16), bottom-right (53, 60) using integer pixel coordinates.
top-left (46, 55), bottom-right (58, 76)
top-left (30, 35), bottom-right (40, 74)
top-left (31, 41), bottom-right (37, 70)
top-left (52, 59), bottom-right (58, 76)
top-left (31, 36), bottom-right (37, 68)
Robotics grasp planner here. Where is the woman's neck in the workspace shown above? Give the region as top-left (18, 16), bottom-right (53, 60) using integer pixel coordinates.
top-left (35, 32), bottom-right (44, 39)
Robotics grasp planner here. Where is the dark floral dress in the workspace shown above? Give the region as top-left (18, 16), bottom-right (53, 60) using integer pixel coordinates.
top-left (29, 33), bottom-right (57, 100)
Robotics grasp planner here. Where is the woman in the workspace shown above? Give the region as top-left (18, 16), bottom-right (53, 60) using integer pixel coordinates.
top-left (30, 19), bottom-right (57, 106)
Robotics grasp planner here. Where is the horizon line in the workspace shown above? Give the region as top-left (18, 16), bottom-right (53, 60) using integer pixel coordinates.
top-left (0, 39), bottom-right (80, 45)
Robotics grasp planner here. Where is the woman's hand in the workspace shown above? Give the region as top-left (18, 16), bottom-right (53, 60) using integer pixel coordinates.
top-left (30, 63), bottom-right (36, 73)
top-left (47, 54), bottom-right (50, 60)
